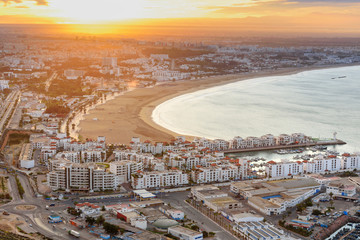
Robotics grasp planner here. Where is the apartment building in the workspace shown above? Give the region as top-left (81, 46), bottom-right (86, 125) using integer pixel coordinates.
top-left (341, 153), bottom-right (360, 170)
top-left (305, 155), bottom-right (341, 173)
top-left (131, 170), bottom-right (189, 189)
top-left (55, 151), bottom-right (81, 163)
top-left (47, 159), bottom-right (118, 192)
top-left (109, 160), bottom-right (144, 184)
top-left (265, 160), bottom-right (304, 178)
top-left (81, 148), bottom-right (106, 163)
top-left (191, 163), bottom-right (247, 184)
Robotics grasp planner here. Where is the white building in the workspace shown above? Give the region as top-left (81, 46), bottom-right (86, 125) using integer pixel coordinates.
top-left (191, 162), bottom-right (247, 184)
top-left (109, 161), bottom-right (144, 184)
top-left (55, 151), bottom-right (81, 163)
top-left (19, 143), bottom-right (34, 169)
top-left (305, 155), bottom-right (341, 174)
top-left (265, 160), bottom-right (304, 178)
top-left (64, 69), bottom-right (85, 80)
top-left (341, 153), bottom-right (360, 170)
top-left (131, 170), bottom-right (189, 189)
top-left (168, 225), bottom-right (203, 240)
top-left (231, 178), bottom-right (320, 215)
top-left (326, 179), bottom-right (357, 197)
top-left (81, 148), bottom-right (106, 163)
top-left (0, 80), bottom-right (9, 90)
top-left (75, 202), bottom-right (101, 217)
top-left (102, 57), bottom-right (117, 68)
top-left (47, 159), bottom-right (118, 192)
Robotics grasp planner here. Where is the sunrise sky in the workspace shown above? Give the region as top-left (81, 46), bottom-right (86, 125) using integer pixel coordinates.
top-left (1, 0), bottom-right (360, 35)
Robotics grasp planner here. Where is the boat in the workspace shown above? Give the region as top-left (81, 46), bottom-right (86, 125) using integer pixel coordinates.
top-left (338, 76), bottom-right (346, 79)
top-left (276, 149), bottom-right (288, 154)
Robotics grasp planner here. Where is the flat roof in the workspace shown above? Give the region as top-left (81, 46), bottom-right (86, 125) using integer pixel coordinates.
top-left (169, 225), bottom-right (202, 236)
top-left (133, 189), bottom-right (156, 198)
top-left (208, 196), bottom-right (240, 206)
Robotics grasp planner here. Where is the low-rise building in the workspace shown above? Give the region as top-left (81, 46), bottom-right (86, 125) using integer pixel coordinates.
top-left (231, 178), bottom-right (320, 215)
top-left (75, 202), bottom-right (101, 217)
top-left (168, 225), bottom-right (203, 240)
top-left (326, 179), bottom-right (357, 197)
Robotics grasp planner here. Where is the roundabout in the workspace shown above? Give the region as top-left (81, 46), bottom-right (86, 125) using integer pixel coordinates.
top-left (15, 205), bottom-right (37, 211)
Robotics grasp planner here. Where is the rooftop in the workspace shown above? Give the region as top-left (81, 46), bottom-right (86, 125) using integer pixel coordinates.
top-left (169, 225), bottom-right (202, 236)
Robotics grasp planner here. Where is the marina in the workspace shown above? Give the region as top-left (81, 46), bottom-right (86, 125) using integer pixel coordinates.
top-left (223, 139), bottom-right (346, 154)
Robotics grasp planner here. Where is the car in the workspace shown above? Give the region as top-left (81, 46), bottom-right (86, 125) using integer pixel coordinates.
top-left (29, 224), bottom-right (32, 227)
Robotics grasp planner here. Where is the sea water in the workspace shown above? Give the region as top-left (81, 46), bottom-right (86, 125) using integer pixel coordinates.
top-left (152, 66), bottom-right (360, 156)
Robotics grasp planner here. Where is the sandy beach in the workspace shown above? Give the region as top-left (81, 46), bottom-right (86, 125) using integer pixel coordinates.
top-left (78, 65), bottom-right (352, 144)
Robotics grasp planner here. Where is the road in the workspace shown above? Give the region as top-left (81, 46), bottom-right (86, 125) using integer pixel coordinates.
top-left (45, 71), bottom-right (57, 92)
top-left (2, 171), bottom-right (95, 240)
top-left (0, 90), bottom-right (20, 133)
top-left (158, 192), bottom-right (238, 240)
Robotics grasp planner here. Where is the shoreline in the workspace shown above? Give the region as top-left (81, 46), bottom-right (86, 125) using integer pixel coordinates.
top-left (78, 64), bottom-right (359, 144)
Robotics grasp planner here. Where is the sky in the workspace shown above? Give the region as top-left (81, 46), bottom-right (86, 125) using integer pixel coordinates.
top-left (1, 0), bottom-right (360, 35)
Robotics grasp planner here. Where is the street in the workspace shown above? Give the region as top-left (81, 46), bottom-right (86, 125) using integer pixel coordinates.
top-left (158, 191), bottom-right (238, 240)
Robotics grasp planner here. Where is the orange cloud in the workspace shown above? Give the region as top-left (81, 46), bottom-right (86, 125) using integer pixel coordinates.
top-left (0, 0), bottom-right (47, 6)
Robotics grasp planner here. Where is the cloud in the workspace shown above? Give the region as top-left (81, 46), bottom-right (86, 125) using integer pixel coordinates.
top-left (0, 0), bottom-right (48, 6)
top-left (34, 0), bottom-right (47, 5)
top-left (204, 0), bottom-right (360, 16)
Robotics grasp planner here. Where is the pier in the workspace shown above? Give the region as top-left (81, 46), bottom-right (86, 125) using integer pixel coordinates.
top-left (223, 139), bottom-right (346, 154)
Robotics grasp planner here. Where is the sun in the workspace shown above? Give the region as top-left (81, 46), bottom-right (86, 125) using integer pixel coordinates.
top-left (51, 0), bottom-right (146, 24)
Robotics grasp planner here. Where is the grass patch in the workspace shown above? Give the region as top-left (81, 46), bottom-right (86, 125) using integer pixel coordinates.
top-left (96, 163), bottom-right (110, 168)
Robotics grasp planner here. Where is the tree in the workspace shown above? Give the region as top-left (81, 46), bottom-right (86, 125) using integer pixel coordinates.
top-left (96, 215), bottom-right (105, 225)
top-left (101, 205), bottom-right (106, 211)
top-left (191, 225), bottom-right (199, 231)
top-left (103, 222), bottom-right (119, 236)
top-left (330, 200), bottom-right (334, 208)
top-left (329, 192), bottom-right (334, 200)
top-left (85, 216), bottom-right (96, 226)
top-left (312, 209), bottom-right (322, 216)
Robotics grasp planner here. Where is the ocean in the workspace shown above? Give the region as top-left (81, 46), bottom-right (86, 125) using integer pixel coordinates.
top-left (152, 65), bottom-right (360, 157)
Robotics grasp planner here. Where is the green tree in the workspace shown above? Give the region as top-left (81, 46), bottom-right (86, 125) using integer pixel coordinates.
top-left (85, 216), bottom-right (96, 226)
top-left (103, 222), bottom-right (119, 236)
top-left (96, 215), bottom-right (105, 225)
top-left (312, 209), bottom-right (322, 216)
top-left (191, 225), bottom-right (199, 231)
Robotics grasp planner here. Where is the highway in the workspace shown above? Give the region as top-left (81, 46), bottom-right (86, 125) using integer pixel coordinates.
top-left (0, 90), bottom-right (20, 133)
top-left (45, 71), bottom-right (57, 92)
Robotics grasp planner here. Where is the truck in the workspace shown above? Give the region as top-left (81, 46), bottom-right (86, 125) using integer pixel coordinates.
top-left (69, 230), bottom-right (80, 238)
